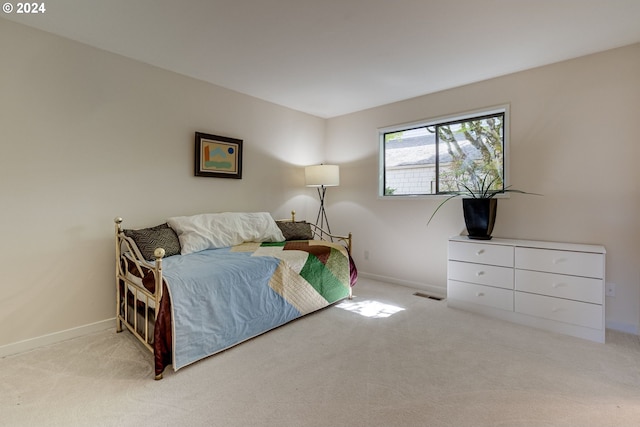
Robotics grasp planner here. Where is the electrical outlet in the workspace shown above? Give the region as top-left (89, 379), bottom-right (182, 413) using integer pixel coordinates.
top-left (606, 283), bottom-right (616, 297)
top-left (364, 250), bottom-right (370, 260)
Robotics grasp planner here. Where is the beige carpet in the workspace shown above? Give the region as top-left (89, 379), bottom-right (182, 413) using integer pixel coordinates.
top-left (2, 278), bottom-right (640, 427)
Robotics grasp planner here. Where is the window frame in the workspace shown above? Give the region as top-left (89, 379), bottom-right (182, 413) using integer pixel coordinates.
top-left (378, 104), bottom-right (510, 199)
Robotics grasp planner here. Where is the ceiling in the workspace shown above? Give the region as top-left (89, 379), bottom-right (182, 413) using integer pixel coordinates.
top-left (5, 0), bottom-right (640, 118)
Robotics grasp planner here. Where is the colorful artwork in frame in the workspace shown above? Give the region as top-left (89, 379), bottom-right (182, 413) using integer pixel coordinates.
top-left (194, 132), bottom-right (243, 179)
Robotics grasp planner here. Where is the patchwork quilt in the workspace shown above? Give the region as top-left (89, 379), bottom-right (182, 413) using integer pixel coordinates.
top-left (161, 240), bottom-right (355, 371)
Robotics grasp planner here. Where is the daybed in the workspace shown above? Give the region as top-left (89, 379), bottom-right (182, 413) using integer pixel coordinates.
top-left (114, 211), bottom-right (357, 379)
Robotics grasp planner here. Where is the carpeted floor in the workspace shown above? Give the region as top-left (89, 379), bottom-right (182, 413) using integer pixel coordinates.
top-left (2, 278), bottom-right (640, 427)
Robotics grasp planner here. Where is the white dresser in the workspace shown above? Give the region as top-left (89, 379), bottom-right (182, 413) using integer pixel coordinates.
top-left (447, 236), bottom-right (606, 343)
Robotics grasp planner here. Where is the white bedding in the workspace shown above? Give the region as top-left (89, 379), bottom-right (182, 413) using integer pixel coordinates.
top-left (167, 212), bottom-right (285, 255)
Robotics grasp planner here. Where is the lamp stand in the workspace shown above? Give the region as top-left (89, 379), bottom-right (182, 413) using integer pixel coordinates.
top-left (314, 185), bottom-right (332, 240)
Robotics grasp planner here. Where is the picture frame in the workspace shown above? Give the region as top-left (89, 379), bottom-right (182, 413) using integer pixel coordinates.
top-left (194, 132), bottom-right (243, 179)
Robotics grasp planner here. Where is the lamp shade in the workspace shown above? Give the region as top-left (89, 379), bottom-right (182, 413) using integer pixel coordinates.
top-left (305, 165), bottom-right (340, 187)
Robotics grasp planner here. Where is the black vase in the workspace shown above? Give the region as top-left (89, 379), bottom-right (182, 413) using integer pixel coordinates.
top-left (462, 198), bottom-right (497, 240)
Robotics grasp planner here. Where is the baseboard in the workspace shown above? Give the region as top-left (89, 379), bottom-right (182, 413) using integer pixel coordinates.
top-left (358, 271), bottom-right (446, 298)
top-left (1, 302), bottom-right (635, 358)
top-left (605, 321), bottom-right (639, 335)
top-left (0, 318), bottom-right (115, 358)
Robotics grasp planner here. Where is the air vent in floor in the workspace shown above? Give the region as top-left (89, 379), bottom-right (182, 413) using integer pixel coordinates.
top-left (413, 292), bottom-right (444, 301)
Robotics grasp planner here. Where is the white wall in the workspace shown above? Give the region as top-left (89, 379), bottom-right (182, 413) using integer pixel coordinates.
top-left (325, 43), bottom-right (640, 333)
top-left (0, 19), bottom-right (326, 349)
top-left (2, 18), bottom-right (639, 351)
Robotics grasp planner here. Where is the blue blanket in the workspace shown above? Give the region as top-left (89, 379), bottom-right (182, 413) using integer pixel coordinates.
top-left (161, 242), bottom-right (351, 370)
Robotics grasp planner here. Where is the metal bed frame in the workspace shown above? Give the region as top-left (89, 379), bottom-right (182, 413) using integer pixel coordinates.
top-left (114, 211), bottom-right (352, 379)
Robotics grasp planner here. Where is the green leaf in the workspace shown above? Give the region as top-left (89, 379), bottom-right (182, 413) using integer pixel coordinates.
top-left (426, 174), bottom-right (542, 226)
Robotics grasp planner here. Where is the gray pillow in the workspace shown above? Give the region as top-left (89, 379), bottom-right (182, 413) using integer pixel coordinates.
top-left (276, 221), bottom-right (314, 240)
top-left (124, 223), bottom-right (181, 260)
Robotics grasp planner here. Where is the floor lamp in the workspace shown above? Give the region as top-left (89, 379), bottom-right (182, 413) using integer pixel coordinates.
top-left (305, 164), bottom-right (340, 239)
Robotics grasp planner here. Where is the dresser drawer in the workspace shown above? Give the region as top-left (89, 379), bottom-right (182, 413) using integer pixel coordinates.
top-left (515, 270), bottom-right (603, 304)
top-left (515, 292), bottom-right (603, 330)
top-left (515, 247), bottom-right (604, 278)
top-left (448, 280), bottom-right (514, 311)
top-left (449, 260), bottom-right (514, 290)
top-left (449, 241), bottom-right (514, 267)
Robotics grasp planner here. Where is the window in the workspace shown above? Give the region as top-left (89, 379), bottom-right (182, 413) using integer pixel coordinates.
top-left (379, 106), bottom-right (508, 197)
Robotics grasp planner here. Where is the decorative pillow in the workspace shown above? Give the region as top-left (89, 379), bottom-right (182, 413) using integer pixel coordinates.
top-left (167, 212), bottom-right (285, 255)
top-left (124, 223), bottom-right (181, 261)
top-left (276, 221), bottom-right (314, 240)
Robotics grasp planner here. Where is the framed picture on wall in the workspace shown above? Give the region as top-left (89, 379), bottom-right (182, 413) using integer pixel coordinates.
top-left (194, 132), bottom-right (243, 179)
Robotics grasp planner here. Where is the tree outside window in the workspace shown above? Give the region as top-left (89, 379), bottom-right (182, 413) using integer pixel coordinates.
top-left (381, 108), bottom-right (506, 197)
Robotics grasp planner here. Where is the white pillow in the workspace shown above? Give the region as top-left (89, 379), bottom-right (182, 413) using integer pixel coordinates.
top-left (167, 212), bottom-right (285, 255)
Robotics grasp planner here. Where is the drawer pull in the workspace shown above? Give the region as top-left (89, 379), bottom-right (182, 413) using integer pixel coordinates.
top-left (551, 283), bottom-right (565, 289)
top-left (476, 271), bottom-right (485, 277)
top-left (551, 307), bottom-right (561, 313)
top-left (552, 258), bottom-right (566, 265)
top-left (476, 292), bottom-right (485, 297)
top-left (476, 249), bottom-right (485, 256)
